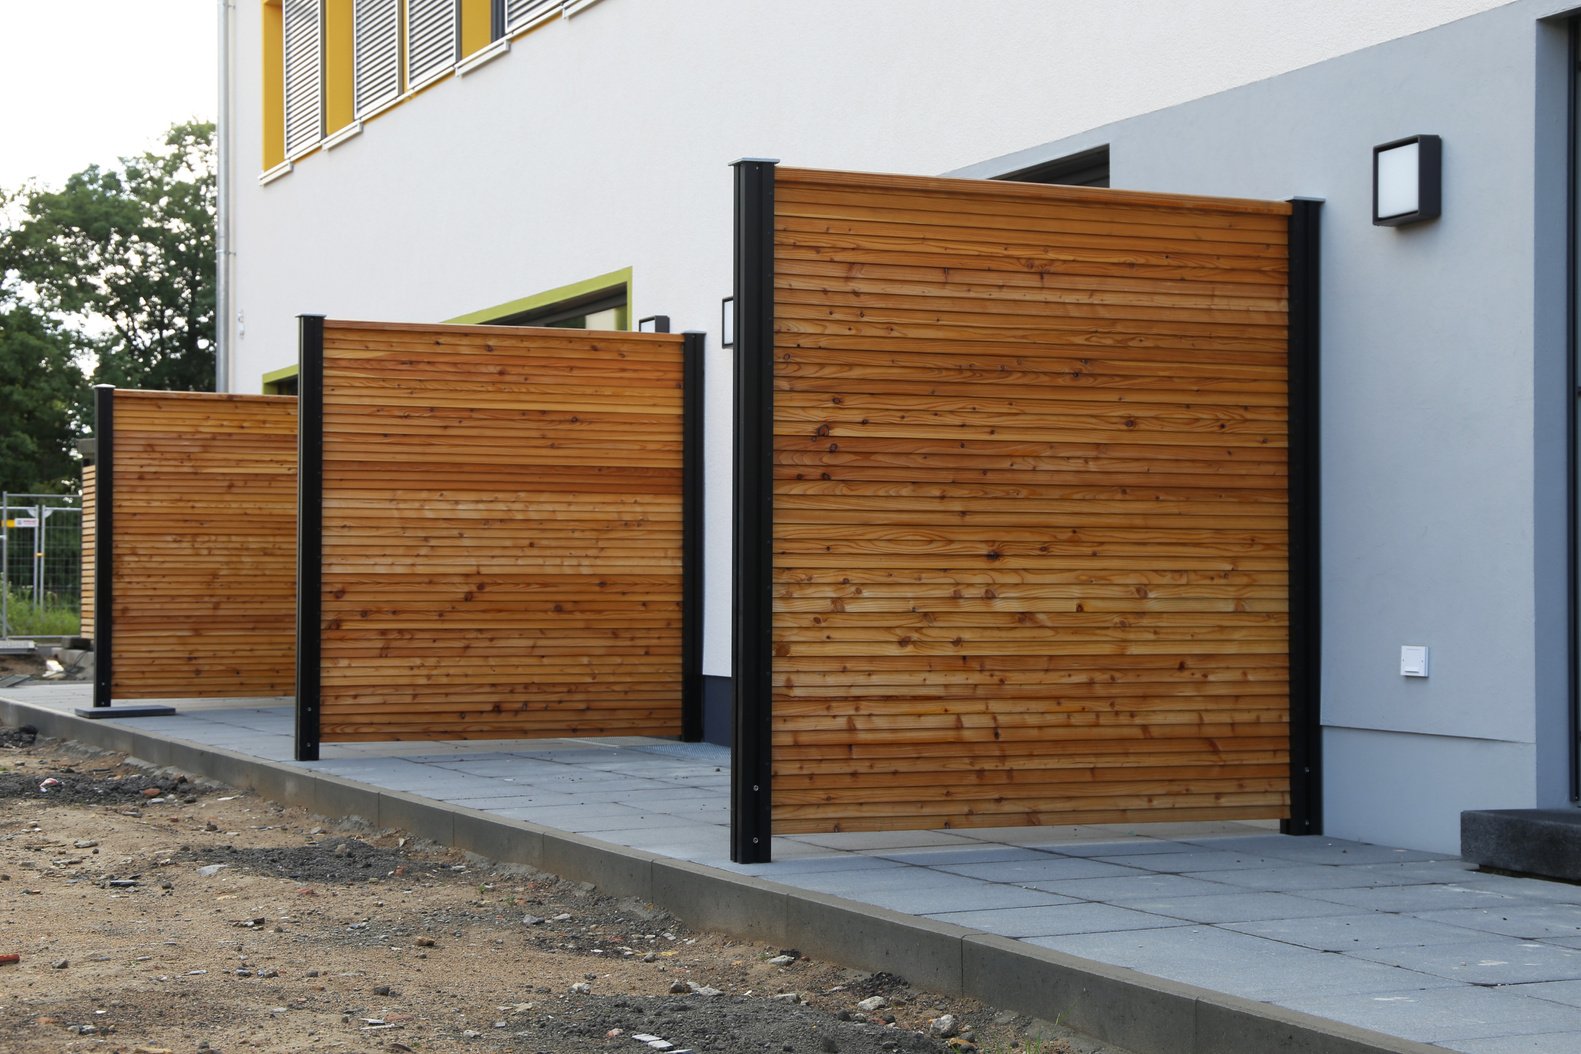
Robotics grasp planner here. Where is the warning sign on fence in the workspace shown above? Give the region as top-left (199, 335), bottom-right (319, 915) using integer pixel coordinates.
top-left (6, 518), bottom-right (38, 529)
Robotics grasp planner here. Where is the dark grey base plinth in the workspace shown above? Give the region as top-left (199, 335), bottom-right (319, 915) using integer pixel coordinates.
top-left (73, 705), bottom-right (176, 719)
top-left (1462, 809), bottom-right (1581, 882)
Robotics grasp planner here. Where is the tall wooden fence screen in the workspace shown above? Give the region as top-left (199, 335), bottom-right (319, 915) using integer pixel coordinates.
top-left (80, 464), bottom-right (95, 639)
top-left (732, 165), bottom-right (1318, 857)
top-left (296, 320), bottom-right (699, 756)
top-left (91, 388), bottom-right (299, 704)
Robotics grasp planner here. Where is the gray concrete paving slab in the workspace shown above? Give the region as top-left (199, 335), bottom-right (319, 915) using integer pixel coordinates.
top-left (858, 878), bottom-right (1075, 915)
top-left (1094, 849), bottom-right (1295, 873)
top-left (928, 901), bottom-right (1183, 938)
top-left (307, 756), bottom-right (434, 780)
top-left (1189, 864), bottom-right (1443, 891)
top-left (936, 855), bottom-right (1147, 883)
top-left (786, 829), bottom-right (981, 851)
top-left (1040, 838), bottom-right (1203, 858)
top-left (412, 751), bottom-right (521, 763)
top-left (1177, 834), bottom-right (1445, 865)
top-left (587, 824), bottom-right (728, 856)
top-left (952, 823), bottom-right (1179, 846)
top-left (705, 851), bottom-right (902, 877)
top-left (442, 791), bottom-right (587, 809)
top-left (492, 802), bottom-right (657, 831)
top-left (1277, 984), bottom-right (1581, 1045)
top-left (1023, 872), bottom-right (1243, 902)
top-left (776, 863), bottom-right (942, 897)
top-left (1455, 876), bottom-right (1581, 905)
top-left (1121, 819), bottom-right (1285, 838)
top-left (1354, 860), bottom-right (1486, 883)
top-left (1501, 978), bottom-right (1581, 1008)
top-left (1353, 939), bottom-right (1581, 984)
top-left (1414, 903), bottom-right (1581, 941)
top-left (1119, 890), bottom-right (1363, 924)
top-left (1439, 1031), bottom-right (1581, 1053)
top-left (1222, 912), bottom-right (1492, 951)
top-left (1301, 883), bottom-right (1531, 914)
top-left (1035, 925), bottom-right (1454, 1003)
top-left (871, 845), bottom-right (1051, 866)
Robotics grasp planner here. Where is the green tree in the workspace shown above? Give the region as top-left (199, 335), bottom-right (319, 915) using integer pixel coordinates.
top-left (0, 302), bottom-right (83, 494)
top-left (3, 120), bottom-right (216, 392)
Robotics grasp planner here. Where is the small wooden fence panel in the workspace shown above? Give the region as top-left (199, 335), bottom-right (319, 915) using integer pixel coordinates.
top-left (80, 464), bottom-right (95, 639)
top-left (96, 390), bottom-right (298, 700)
top-left (745, 166), bottom-right (1303, 838)
top-left (305, 320), bottom-right (692, 746)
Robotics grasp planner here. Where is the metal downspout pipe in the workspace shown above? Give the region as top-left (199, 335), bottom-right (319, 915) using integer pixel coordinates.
top-left (215, 0), bottom-right (234, 393)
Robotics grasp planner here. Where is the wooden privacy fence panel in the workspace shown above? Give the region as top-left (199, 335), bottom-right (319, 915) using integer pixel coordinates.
top-left (80, 464), bottom-right (95, 639)
top-left (301, 320), bottom-right (695, 750)
top-left (93, 389), bottom-right (298, 702)
top-left (734, 165), bottom-right (1313, 848)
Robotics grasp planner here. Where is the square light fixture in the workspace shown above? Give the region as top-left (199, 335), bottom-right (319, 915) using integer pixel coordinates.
top-left (1373, 134), bottom-right (1441, 227)
top-left (637, 314), bottom-right (670, 333)
top-left (721, 296), bottom-right (735, 348)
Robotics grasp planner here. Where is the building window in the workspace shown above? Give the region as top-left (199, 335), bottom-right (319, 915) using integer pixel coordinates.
top-left (262, 2), bottom-right (286, 169)
top-left (996, 145), bottom-right (1110, 188)
top-left (406, 0), bottom-right (460, 89)
top-left (355, 0), bottom-right (401, 116)
top-left (264, 0), bottom-right (522, 175)
top-left (469, 0), bottom-right (504, 52)
top-left (446, 267), bottom-right (634, 330)
top-left (490, 288), bottom-right (627, 330)
top-left (504, 0), bottom-right (558, 34)
top-left (262, 365), bottom-right (300, 396)
top-left (283, 0), bottom-right (324, 157)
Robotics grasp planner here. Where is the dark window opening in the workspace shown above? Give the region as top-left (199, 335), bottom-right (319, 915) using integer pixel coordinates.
top-left (488, 287), bottom-right (628, 330)
top-left (996, 145), bottom-right (1110, 188)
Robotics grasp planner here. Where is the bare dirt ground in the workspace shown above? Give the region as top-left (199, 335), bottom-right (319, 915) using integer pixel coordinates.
top-left (0, 655), bottom-right (47, 680)
top-left (0, 727), bottom-right (1132, 1054)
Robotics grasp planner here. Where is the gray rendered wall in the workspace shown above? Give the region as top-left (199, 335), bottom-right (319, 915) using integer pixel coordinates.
top-left (956, 0), bottom-right (1574, 853)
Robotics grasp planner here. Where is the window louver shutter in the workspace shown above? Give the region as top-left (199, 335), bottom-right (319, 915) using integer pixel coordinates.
top-left (354, 0), bottom-right (401, 116)
top-left (504, 0), bottom-right (558, 33)
top-left (405, 0), bottom-right (459, 88)
top-left (283, 0), bottom-right (323, 156)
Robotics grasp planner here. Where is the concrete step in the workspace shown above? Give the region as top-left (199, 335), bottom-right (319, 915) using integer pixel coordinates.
top-left (1462, 808), bottom-right (1581, 882)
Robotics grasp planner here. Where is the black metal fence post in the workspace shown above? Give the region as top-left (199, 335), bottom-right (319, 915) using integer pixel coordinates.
top-left (1285, 198), bottom-right (1323, 835)
top-left (92, 384), bottom-right (114, 708)
top-left (681, 330), bottom-right (705, 742)
top-left (295, 315), bottom-right (325, 762)
top-left (731, 159), bottom-right (777, 864)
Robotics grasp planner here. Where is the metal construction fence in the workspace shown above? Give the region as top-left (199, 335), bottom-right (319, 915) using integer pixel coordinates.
top-left (2, 492), bottom-right (84, 640)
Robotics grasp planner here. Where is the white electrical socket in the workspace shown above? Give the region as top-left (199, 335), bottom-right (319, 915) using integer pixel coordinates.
top-left (1400, 645), bottom-right (1429, 678)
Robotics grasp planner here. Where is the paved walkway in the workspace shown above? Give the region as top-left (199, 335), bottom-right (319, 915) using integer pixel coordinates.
top-left (6, 685), bottom-right (1581, 1053)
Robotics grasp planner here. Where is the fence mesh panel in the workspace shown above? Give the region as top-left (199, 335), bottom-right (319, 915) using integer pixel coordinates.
top-left (2, 492), bottom-right (83, 640)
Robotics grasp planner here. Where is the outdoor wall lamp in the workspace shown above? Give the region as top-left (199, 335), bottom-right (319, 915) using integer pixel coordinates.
top-left (637, 315), bottom-right (671, 333)
top-left (1373, 134), bottom-right (1441, 226)
top-left (721, 296), bottom-right (735, 348)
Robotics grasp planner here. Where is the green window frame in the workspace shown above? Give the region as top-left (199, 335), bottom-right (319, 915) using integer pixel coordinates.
top-left (447, 267), bottom-right (632, 330)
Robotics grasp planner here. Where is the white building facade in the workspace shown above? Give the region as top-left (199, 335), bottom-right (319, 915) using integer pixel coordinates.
top-left (222, 0), bottom-right (1578, 854)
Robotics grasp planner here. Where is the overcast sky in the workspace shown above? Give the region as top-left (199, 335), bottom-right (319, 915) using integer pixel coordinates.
top-left (0, 1), bottom-right (219, 190)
